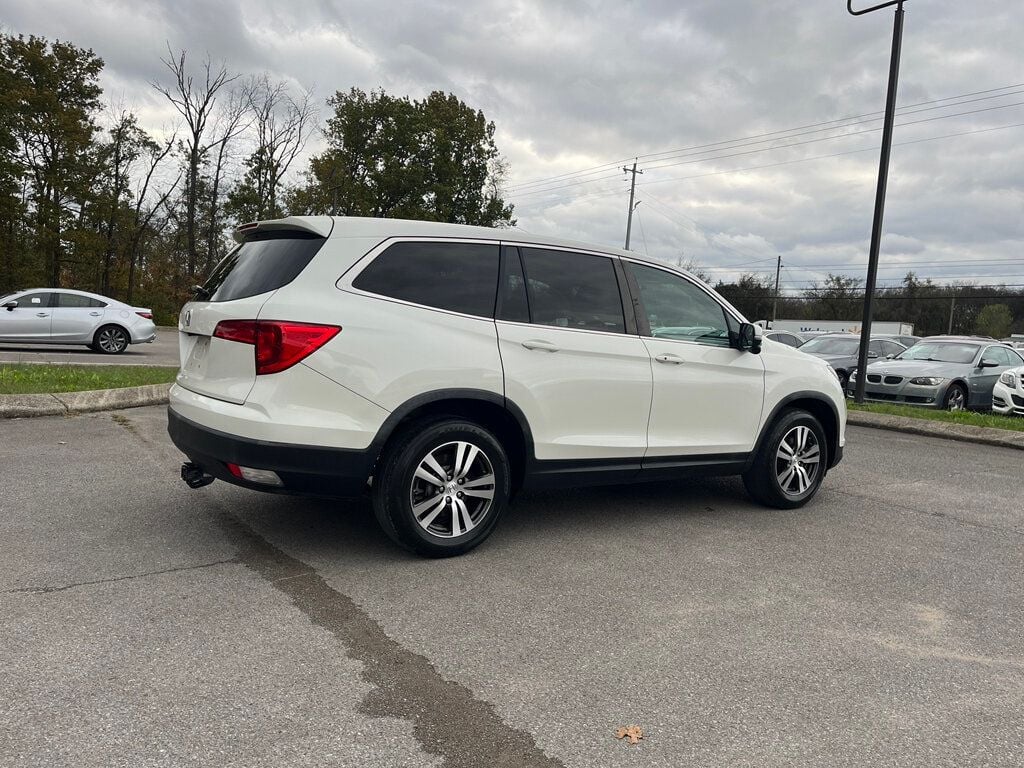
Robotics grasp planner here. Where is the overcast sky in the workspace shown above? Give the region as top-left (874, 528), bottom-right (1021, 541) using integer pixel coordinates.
top-left (2, 0), bottom-right (1022, 292)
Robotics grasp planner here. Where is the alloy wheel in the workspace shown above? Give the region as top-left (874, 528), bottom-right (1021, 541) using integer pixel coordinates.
top-left (408, 441), bottom-right (496, 538)
top-left (775, 425), bottom-right (821, 497)
top-left (98, 327), bottom-right (128, 353)
top-left (946, 387), bottom-right (966, 411)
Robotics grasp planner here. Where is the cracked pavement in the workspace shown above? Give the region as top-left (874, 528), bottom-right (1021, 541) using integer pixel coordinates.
top-left (1, 407), bottom-right (1023, 766)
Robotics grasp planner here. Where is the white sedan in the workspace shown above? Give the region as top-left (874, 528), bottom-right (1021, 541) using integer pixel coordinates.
top-left (992, 365), bottom-right (1024, 417)
top-left (0, 288), bottom-right (156, 354)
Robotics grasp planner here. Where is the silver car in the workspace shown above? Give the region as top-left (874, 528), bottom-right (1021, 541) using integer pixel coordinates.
top-left (0, 288), bottom-right (156, 354)
top-left (850, 338), bottom-right (1024, 410)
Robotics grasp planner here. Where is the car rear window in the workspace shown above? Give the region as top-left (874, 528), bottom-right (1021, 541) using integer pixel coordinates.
top-left (352, 241), bottom-right (500, 317)
top-left (197, 232), bottom-right (326, 302)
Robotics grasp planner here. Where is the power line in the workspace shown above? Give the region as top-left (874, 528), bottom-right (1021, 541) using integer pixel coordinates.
top-left (505, 82), bottom-right (1024, 192)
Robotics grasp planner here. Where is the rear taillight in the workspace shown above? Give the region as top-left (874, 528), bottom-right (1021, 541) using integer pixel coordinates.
top-left (136, 311), bottom-right (153, 319)
top-left (213, 320), bottom-right (340, 374)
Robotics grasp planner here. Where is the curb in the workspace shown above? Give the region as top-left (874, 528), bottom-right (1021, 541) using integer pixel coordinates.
top-left (0, 383), bottom-right (171, 418)
top-left (847, 409), bottom-right (1024, 452)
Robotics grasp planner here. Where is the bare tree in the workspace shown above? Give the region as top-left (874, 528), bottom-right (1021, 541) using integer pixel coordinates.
top-left (204, 86), bottom-right (250, 273)
top-left (152, 46), bottom-right (238, 279)
top-left (228, 74), bottom-right (316, 222)
top-left (126, 132), bottom-right (179, 302)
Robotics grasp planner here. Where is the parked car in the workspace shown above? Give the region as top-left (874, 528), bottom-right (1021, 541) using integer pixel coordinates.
top-left (168, 216), bottom-right (847, 557)
top-left (0, 288), bottom-right (156, 354)
top-left (764, 330), bottom-right (805, 348)
top-left (874, 333), bottom-right (920, 348)
top-left (849, 338), bottom-right (1024, 410)
top-left (798, 333), bottom-right (907, 390)
top-left (992, 365), bottom-right (1024, 417)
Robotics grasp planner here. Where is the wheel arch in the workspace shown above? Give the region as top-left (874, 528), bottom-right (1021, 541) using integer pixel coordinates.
top-left (369, 389), bottom-right (534, 493)
top-left (753, 392), bottom-right (841, 470)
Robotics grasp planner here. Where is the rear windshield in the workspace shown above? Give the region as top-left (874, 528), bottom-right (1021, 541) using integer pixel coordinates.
top-left (196, 232), bottom-right (326, 302)
top-left (896, 342), bottom-right (980, 364)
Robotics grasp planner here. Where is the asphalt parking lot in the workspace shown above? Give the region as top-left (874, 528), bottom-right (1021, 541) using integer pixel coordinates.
top-left (2, 407), bottom-right (1022, 767)
top-left (0, 331), bottom-right (179, 367)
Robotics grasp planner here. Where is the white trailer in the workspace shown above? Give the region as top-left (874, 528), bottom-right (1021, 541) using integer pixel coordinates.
top-left (759, 319), bottom-right (914, 335)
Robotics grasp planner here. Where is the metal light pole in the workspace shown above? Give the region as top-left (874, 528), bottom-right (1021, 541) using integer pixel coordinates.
top-left (849, 0), bottom-right (906, 404)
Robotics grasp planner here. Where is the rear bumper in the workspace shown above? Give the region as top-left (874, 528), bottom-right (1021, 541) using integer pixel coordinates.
top-left (167, 408), bottom-right (374, 497)
top-left (129, 320), bottom-right (158, 344)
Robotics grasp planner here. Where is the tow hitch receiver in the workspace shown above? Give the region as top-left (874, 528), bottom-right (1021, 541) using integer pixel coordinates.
top-left (181, 462), bottom-right (215, 489)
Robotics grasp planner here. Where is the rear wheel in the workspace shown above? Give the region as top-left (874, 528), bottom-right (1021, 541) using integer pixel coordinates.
top-left (372, 419), bottom-right (510, 557)
top-left (93, 325), bottom-right (129, 354)
top-left (743, 409), bottom-right (828, 509)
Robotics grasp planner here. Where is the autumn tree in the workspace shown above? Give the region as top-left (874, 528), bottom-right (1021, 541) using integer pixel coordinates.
top-left (974, 303), bottom-right (1012, 339)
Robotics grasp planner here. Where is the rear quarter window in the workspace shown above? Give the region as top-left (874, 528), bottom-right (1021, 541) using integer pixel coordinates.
top-left (199, 232), bottom-right (326, 302)
top-left (352, 241), bottom-right (500, 318)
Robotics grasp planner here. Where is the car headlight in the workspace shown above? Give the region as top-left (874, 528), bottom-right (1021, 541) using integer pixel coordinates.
top-left (909, 377), bottom-right (945, 386)
top-left (1000, 371), bottom-right (1017, 387)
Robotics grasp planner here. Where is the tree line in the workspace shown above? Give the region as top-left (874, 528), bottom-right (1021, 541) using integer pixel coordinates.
top-left (0, 34), bottom-right (514, 321)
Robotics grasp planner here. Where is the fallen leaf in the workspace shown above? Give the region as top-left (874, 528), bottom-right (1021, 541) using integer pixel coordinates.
top-left (615, 725), bottom-right (644, 744)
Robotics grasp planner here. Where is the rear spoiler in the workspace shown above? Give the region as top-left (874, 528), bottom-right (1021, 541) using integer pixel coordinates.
top-left (233, 216), bottom-right (334, 243)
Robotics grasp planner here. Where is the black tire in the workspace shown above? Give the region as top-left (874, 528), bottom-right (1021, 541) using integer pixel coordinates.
top-left (372, 418), bottom-right (511, 557)
top-left (943, 383), bottom-right (967, 411)
top-left (743, 408), bottom-right (828, 509)
top-left (93, 325), bottom-right (129, 354)
top-left (835, 369), bottom-right (849, 391)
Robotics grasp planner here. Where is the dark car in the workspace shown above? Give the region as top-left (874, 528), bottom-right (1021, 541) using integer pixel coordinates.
top-left (850, 338), bottom-right (1024, 410)
top-left (875, 333), bottom-right (920, 348)
top-left (764, 330), bottom-right (805, 348)
top-left (798, 333), bottom-right (907, 389)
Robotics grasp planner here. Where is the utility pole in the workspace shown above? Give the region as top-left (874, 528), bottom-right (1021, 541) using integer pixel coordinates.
top-left (849, 0), bottom-right (907, 404)
top-left (948, 294), bottom-right (955, 334)
top-left (623, 160), bottom-right (643, 249)
top-left (772, 255), bottom-right (782, 326)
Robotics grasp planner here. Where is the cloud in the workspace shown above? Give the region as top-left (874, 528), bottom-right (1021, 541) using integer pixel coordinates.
top-left (2, 0), bottom-right (1021, 287)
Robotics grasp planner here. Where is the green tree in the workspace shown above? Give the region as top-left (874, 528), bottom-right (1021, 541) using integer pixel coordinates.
top-left (974, 303), bottom-right (1012, 338)
top-left (1, 34), bottom-right (104, 287)
top-left (290, 87), bottom-right (514, 226)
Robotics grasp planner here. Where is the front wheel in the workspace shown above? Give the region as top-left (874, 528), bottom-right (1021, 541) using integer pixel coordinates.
top-left (943, 383), bottom-right (967, 411)
top-left (743, 409), bottom-right (828, 509)
top-left (372, 419), bottom-right (510, 557)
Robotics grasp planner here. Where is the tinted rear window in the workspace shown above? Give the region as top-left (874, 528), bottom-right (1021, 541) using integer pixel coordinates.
top-left (198, 232), bottom-right (326, 302)
top-left (353, 241), bottom-right (500, 317)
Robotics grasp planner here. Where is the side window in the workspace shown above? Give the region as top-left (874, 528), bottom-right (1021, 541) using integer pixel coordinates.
top-left (16, 292), bottom-right (53, 308)
top-left (89, 298), bottom-right (107, 308)
top-left (497, 246), bottom-right (530, 323)
top-left (352, 241), bottom-right (500, 318)
top-left (56, 293), bottom-right (94, 308)
top-left (629, 263), bottom-right (731, 347)
top-left (985, 346), bottom-right (1011, 366)
top-left (868, 339), bottom-right (883, 356)
top-left (520, 248), bottom-right (625, 334)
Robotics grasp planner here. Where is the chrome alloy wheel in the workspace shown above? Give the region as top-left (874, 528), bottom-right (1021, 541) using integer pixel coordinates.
top-left (946, 387), bottom-right (966, 411)
top-left (409, 441), bottom-right (496, 538)
top-left (775, 425), bottom-right (821, 497)
top-left (98, 326), bottom-right (128, 353)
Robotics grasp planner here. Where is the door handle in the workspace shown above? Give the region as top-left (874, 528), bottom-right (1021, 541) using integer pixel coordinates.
top-left (36, 312), bottom-right (49, 317)
top-left (89, 311), bottom-right (101, 316)
top-left (521, 339), bottom-right (559, 352)
top-left (655, 353), bottom-right (685, 365)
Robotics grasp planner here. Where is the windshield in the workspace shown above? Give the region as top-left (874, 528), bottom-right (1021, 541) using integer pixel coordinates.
top-left (800, 337), bottom-right (860, 355)
top-left (896, 342), bottom-right (980, 364)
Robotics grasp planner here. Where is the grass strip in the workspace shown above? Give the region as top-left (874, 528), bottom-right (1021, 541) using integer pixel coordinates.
top-left (848, 401), bottom-right (1024, 433)
top-left (0, 364), bottom-right (178, 395)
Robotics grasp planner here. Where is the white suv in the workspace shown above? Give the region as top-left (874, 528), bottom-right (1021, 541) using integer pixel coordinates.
top-left (168, 216), bottom-right (846, 556)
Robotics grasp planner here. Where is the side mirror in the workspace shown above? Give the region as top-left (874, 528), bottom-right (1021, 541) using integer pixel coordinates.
top-left (3, 300), bottom-right (16, 311)
top-left (867, 351), bottom-right (878, 359)
top-left (885, 353), bottom-right (895, 360)
top-left (737, 322), bottom-right (762, 354)
top-left (978, 358), bottom-right (999, 368)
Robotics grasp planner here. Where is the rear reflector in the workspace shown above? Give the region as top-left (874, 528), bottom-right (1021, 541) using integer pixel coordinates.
top-left (213, 319), bottom-right (340, 374)
top-left (226, 462), bottom-right (283, 486)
